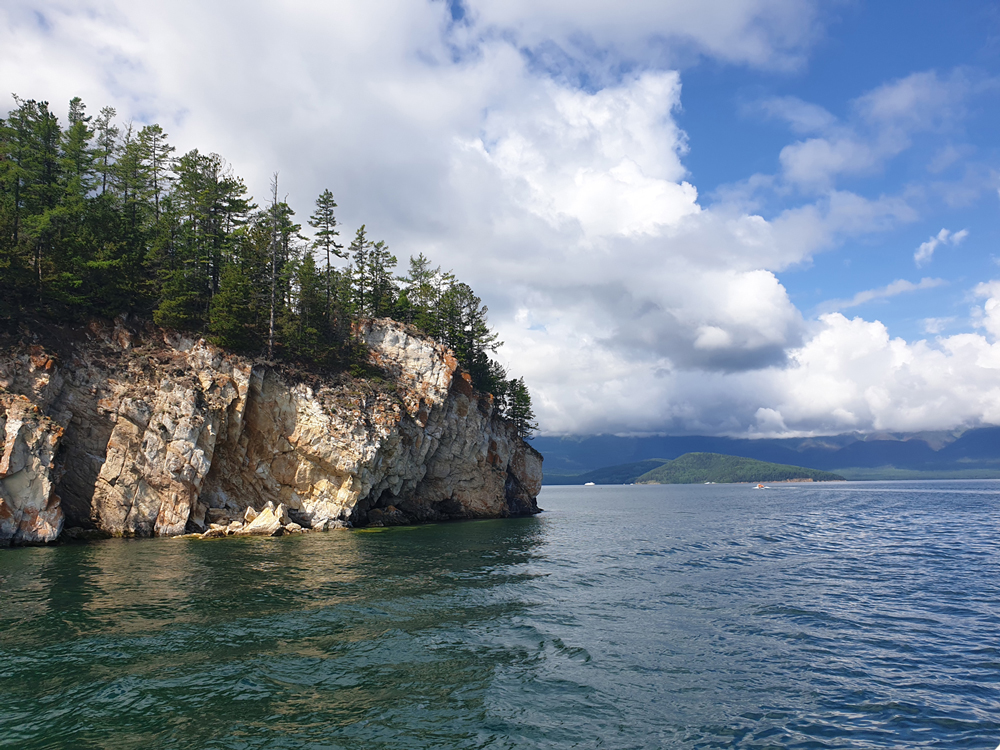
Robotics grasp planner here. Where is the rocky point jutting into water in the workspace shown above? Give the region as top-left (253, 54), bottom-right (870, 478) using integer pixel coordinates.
top-left (0, 318), bottom-right (542, 545)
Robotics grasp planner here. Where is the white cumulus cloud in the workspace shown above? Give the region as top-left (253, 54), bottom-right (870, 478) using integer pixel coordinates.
top-left (1, 0), bottom-right (998, 438)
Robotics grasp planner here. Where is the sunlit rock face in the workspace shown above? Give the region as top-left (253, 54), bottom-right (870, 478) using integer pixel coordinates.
top-left (0, 318), bottom-right (541, 544)
top-left (0, 392), bottom-right (64, 544)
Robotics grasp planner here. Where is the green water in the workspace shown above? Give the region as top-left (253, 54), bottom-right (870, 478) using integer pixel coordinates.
top-left (3, 483), bottom-right (1000, 748)
top-left (1, 517), bottom-right (549, 749)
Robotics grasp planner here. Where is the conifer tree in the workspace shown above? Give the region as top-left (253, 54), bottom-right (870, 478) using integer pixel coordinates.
top-left (439, 281), bottom-right (499, 391)
top-left (209, 262), bottom-right (257, 352)
top-left (154, 150), bottom-right (250, 330)
top-left (113, 122), bottom-right (153, 298)
top-left (348, 224), bottom-right (370, 318)
top-left (62, 98), bottom-right (94, 193)
top-left (399, 252), bottom-right (452, 335)
top-left (0, 102), bottom-right (35, 311)
top-left (308, 188), bottom-right (344, 316)
top-left (0, 94), bottom-right (537, 440)
top-left (366, 239), bottom-right (397, 318)
top-left (6, 97), bottom-right (63, 301)
top-left (218, 208), bottom-right (277, 348)
top-left (138, 124), bottom-right (174, 221)
top-left (262, 175), bottom-right (302, 356)
top-left (283, 251), bottom-right (327, 360)
top-left (487, 359), bottom-right (510, 415)
top-left (93, 106), bottom-right (118, 195)
top-left (508, 377), bottom-right (537, 439)
top-left (52, 97), bottom-right (96, 309)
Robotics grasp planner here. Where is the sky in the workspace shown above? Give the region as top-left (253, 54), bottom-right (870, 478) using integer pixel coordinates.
top-left (3, 0), bottom-right (1000, 438)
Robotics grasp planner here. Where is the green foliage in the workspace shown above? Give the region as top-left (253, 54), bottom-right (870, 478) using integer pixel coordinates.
top-left (209, 262), bottom-right (259, 352)
top-left (437, 281), bottom-right (500, 393)
top-left (396, 252), bottom-right (451, 334)
top-left (348, 229), bottom-right (398, 319)
top-left (308, 188), bottom-right (344, 319)
top-left (0, 94), bottom-right (538, 442)
top-left (554, 454), bottom-right (845, 485)
top-left (280, 251), bottom-right (335, 362)
top-left (637, 453), bottom-right (845, 484)
top-left (507, 377), bottom-right (538, 439)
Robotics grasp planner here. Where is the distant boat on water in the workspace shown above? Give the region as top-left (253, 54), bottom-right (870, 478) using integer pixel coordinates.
top-left (584, 482), bottom-right (596, 486)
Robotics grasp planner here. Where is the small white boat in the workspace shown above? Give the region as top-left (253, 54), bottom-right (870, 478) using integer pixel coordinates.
top-left (584, 481), bottom-right (596, 486)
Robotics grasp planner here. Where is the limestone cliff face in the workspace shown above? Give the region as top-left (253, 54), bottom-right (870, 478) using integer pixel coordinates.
top-left (0, 393), bottom-right (64, 544)
top-left (0, 319), bottom-right (542, 545)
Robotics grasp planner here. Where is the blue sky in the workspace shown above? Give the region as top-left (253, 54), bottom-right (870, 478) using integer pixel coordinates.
top-left (2, 0), bottom-right (1000, 437)
top-left (677, 1), bottom-right (1000, 341)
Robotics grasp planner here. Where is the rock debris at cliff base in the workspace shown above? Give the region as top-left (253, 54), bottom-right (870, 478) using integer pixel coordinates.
top-left (0, 318), bottom-right (542, 545)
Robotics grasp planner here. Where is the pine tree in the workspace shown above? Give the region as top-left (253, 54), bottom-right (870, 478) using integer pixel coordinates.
top-left (7, 97), bottom-right (63, 301)
top-left (93, 106), bottom-right (118, 196)
top-left (209, 262), bottom-right (258, 351)
top-left (399, 252), bottom-right (452, 335)
top-left (51, 97), bottom-right (96, 309)
top-left (439, 281), bottom-right (499, 391)
top-left (282, 251), bottom-right (328, 360)
top-left (112, 122), bottom-right (154, 307)
top-left (487, 359), bottom-right (510, 415)
top-left (507, 377), bottom-right (537, 439)
top-left (308, 188), bottom-right (344, 317)
top-left (216, 208), bottom-right (278, 349)
top-left (138, 124), bottom-right (174, 221)
top-left (264, 175), bottom-right (301, 357)
top-left (0, 107), bottom-right (34, 313)
top-left (348, 225), bottom-right (370, 318)
top-left (367, 239), bottom-right (397, 318)
top-left (62, 98), bottom-right (94, 193)
top-left (153, 150), bottom-right (250, 330)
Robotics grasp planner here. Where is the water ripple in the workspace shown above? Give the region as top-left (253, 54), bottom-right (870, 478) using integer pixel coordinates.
top-left (2, 482), bottom-right (1000, 748)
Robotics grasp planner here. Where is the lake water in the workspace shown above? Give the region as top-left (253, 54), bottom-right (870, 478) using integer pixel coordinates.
top-left (2, 481), bottom-right (1000, 749)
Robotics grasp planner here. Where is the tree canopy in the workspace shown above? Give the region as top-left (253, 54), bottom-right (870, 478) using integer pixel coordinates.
top-left (0, 94), bottom-right (536, 437)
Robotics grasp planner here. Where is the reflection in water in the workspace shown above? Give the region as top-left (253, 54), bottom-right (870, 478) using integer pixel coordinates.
top-left (0, 517), bottom-right (547, 750)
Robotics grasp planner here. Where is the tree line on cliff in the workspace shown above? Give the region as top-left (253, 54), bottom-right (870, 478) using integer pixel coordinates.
top-left (0, 96), bottom-right (536, 437)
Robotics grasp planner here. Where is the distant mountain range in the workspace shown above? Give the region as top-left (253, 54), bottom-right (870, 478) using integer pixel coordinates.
top-left (533, 427), bottom-right (1000, 483)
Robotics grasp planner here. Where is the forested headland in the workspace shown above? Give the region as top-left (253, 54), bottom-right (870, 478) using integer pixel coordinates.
top-left (0, 96), bottom-right (536, 437)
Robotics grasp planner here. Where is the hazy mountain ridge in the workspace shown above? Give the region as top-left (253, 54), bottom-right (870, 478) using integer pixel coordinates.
top-left (545, 454), bottom-right (843, 485)
top-left (536, 428), bottom-right (1000, 482)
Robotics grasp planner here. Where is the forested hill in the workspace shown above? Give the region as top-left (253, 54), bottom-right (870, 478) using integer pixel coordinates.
top-left (0, 95), bottom-right (536, 438)
top-left (637, 454), bottom-right (844, 484)
top-left (546, 454), bottom-right (844, 485)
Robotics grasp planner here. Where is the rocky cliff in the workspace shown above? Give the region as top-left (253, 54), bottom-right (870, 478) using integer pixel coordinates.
top-left (0, 318), bottom-right (542, 545)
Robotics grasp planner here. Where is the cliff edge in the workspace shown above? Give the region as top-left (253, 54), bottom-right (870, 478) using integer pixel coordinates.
top-left (0, 318), bottom-right (542, 545)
